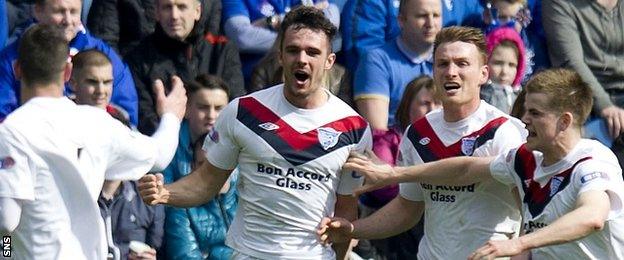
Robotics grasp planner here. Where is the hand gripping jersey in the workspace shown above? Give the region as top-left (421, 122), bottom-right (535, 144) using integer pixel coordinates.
top-left (204, 85), bottom-right (372, 259)
top-left (399, 101), bottom-right (526, 260)
top-left (491, 139), bottom-right (624, 259)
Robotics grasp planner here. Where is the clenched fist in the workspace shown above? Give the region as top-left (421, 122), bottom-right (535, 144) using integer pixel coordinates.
top-left (138, 173), bottom-right (170, 205)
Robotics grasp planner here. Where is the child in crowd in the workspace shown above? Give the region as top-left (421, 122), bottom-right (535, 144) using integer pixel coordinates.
top-left (483, 0), bottom-right (549, 76)
top-left (481, 27), bottom-right (525, 114)
top-left (71, 49), bottom-right (163, 260)
top-left (162, 74), bottom-right (238, 260)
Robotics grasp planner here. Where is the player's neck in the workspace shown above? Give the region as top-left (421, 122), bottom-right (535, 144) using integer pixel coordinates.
top-left (541, 130), bottom-right (582, 166)
top-left (20, 83), bottom-right (65, 104)
top-left (442, 99), bottom-right (480, 122)
top-left (283, 87), bottom-right (329, 109)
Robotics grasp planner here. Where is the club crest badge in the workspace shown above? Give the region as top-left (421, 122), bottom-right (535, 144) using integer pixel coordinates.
top-left (461, 136), bottom-right (478, 155)
top-left (550, 176), bottom-right (564, 197)
top-left (208, 129), bottom-right (219, 143)
top-left (259, 122), bottom-right (280, 131)
top-left (317, 127), bottom-right (342, 150)
top-left (419, 137), bottom-right (430, 145)
top-left (0, 156), bottom-right (15, 170)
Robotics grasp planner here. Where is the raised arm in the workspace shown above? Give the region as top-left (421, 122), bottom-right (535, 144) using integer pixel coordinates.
top-left (344, 151), bottom-right (494, 195)
top-left (469, 190), bottom-right (611, 259)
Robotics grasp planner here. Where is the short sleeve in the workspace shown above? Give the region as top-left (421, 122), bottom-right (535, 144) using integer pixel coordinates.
top-left (205, 101), bottom-right (241, 171)
top-left (397, 128), bottom-right (425, 201)
top-left (337, 126), bottom-right (373, 195)
top-left (0, 131), bottom-right (35, 200)
top-left (353, 48), bottom-right (391, 100)
top-left (105, 113), bottom-right (158, 180)
top-left (575, 159), bottom-right (624, 220)
top-left (489, 150), bottom-right (518, 187)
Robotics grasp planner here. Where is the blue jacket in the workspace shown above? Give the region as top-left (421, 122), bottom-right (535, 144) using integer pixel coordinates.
top-left (0, 23), bottom-right (139, 124)
top-left (163, 121), bottom-right (238, 260)
top-left (0, 0), bottom-right (7, 48)
top-left (340, 0), bottom-right (484, 70)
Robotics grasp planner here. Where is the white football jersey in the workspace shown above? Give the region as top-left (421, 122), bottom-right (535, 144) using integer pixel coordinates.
top-left (0, 97), bottom-right (159, 260)
top-left (204, 85), bottom-right (372, 259)
top-left (491, 139), bottom-right (624, 259)
top-left (398, 101), bottom-right (526, 260)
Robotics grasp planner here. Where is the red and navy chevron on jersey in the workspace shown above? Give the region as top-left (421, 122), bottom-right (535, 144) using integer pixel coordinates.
top-left (406, 116), bottom-right (508, 162)
top-left (514, 144), bottom-right (592, 217)
top-left (236, 97), bottom-right (368, 166)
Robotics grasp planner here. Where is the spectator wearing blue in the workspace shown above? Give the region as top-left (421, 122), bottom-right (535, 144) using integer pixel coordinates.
top-left (340, 0), bottom-right (484, 70)
top-left (0, 0), bottom-right (139, 125)
top-left (222, 0), bottom-right (340, 86)
top-left (354, 0), bottom-right (441, 131)
top-left (0, 0), bottom-right (7, 48)
top-left (162, 74), bottom-right (237, 260)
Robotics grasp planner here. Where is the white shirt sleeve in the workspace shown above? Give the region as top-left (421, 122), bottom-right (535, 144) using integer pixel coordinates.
top-left (489, 150), bottom-right (518, 187)
top-left (148, 113), bottom-right (182, 171)
top-left (397, 128), bottom-right (425, 201)
top-left (0, 131), bottom-right (36, 201)
top-left (575, 159), bottom-right (624, 220)
top-left (337, 126), bottom-right (372, 195)
top-left (205, 102), bottom-right (241, 171)
top-left (104, 113), bottom-right (158, 180)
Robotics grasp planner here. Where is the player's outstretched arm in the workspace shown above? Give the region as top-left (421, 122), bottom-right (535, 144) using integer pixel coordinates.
top-left (332, 195), bottom-right (358, 260)
top-left (344, 151), bottom-right (495, 195)
top-left (139, 161), bottom-right (232, 207)
top-left (318, 196), bottom-right (424, 244)
top-left (469, 190), bottom-right (611, 259)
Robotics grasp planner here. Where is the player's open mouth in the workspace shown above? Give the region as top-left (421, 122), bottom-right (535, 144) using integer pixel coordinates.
top-left (443, 82), bottom-right (461, 91)
top-left (294, 70), bottom-right (310, 84)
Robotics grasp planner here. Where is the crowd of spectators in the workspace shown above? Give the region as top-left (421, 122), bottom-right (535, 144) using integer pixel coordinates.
top-left (1, 0), bottom-right (623, 259)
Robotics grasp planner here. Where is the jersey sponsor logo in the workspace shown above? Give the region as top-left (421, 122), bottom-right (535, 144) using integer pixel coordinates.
top-left (580, 172), bottom-right (609, 184)
top-left (0, 157), bottom-right (15, 170)
top-left (257, 163), bottom-right (330, 191)
top-left (524, 220), bottom-right (548, 234)
top-left (208, 129), bottom-right (219, 143)
top-left (318, 127), bottom-right (342, 150)
top-left (419, 137), bottom-right (430, 145)
top-left (259, 122), bottom-right (280, 131)
top-left (421, 183), bottom-right (475, 203)
top-left (461, 136), bottom-right (477, 156)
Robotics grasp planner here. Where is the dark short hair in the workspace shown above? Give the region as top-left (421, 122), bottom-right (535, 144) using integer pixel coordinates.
top-left (524, 69), bottom-right (593, 127)
top-left (278, 6), bottom-right (337, 51)
top-left (35, 0), bottom-right (83, 6)
top-left (71, 49), bottom-right (112, 77)
top-left (186, 74), bottom-right (230, 100)
top-left (18, 24), bottom-right (69, 86)
top-left (434, 26), bottom-right (487, 65)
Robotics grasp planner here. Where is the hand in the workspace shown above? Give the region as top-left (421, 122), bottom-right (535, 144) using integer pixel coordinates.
top-left (469, 239), bottom-right (526, 260)
top-left (343, 150), bottom-right (396, 196)
top-left (138, 173), bottom-right (169, 205)
top-left (600, 106), bottom-right (624, 138)
top-left (153, 76), bottom-right (187, 121)
top-left (128, 247), bottom-right (157, 260)
top-left (317, 217), bottom-right (355, 245)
